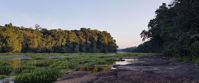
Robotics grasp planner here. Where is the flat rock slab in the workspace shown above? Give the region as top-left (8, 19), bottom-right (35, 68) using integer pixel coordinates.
top-left (55, 55), bottom-right (199, 83)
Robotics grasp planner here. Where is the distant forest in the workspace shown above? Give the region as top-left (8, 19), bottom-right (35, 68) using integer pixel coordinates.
top-left (0, 23), bottom-right (117, 53)
top-left (134, 0), bottom-right (199, 57)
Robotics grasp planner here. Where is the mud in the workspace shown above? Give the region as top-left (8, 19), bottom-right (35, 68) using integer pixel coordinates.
top-left (55, 55), bottom-right (199, 83)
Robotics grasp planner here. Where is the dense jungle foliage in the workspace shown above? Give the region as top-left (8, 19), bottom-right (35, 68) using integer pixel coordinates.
top-left (0, 24), bottom-right (117, 53)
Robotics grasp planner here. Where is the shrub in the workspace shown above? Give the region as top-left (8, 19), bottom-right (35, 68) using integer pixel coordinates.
top-left (0, 61), bottom-right (6, 66)
top-left (15, 68), bottom-right (62, 83)
top-left (91, 66), bottom-right (99, 73)
top-left (8, 59), bottom-right (21, 69)
top-left (103, 64), bottom-right (111, 72)
top-left (0, 66), bottom-right (13, 75)
top-left (0, 75), bottom-right (6, 79)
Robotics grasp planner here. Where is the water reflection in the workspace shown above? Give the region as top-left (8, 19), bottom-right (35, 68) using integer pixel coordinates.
top-left (112, 58), bottom-right (138, 69)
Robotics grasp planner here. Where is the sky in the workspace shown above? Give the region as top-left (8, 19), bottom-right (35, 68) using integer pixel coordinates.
top-left (0, 0), bottom-right (172, 49)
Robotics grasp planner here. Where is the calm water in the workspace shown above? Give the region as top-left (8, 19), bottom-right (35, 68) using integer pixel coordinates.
top-left (111, 58), bottom-right (138, 69)
top-left (117, 51), bottom-right (130, 54)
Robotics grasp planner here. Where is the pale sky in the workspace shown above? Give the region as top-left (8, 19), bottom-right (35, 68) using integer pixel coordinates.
top-left (0, 0), bottom-right (172, 48)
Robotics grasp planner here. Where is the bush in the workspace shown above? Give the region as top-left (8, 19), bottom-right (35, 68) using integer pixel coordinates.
top-left (15, 68), bottom-right (62, 83)
top-left (0, 66), bottom-right (13, 75)
top-left (0, 75), bottom-right (6, 79)
top-left (0, 61), bottom-right (6, 66)
top-left (8, 59), bottom-right (22, 69)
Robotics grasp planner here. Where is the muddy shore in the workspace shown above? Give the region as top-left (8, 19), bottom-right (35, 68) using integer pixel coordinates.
top-left (55, 55), bottom-right (199, 83)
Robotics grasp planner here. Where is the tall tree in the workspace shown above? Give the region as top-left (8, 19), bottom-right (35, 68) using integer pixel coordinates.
top-left (138, 0), bottom-right (199, 57)
top-left (0, 24), bottom-right (118, 53)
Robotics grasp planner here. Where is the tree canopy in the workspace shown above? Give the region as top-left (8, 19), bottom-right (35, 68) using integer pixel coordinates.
top-left (137, 0), bottom-right (199, 57)
top-left (0, 23), bottom-right (118, 53)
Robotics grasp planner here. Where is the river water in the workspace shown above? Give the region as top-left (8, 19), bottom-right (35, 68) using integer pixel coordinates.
top-left (111, 58), bottom-right (138, 69)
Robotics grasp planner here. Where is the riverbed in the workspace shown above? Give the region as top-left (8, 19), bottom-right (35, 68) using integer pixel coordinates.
top-left (55, 55), bottom-right (199, 83)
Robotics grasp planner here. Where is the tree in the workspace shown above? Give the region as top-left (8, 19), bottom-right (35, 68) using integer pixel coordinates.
top-left (0, 23), bottom-right (118, 53)
top-left (138, 0), bottom-right (199, 57)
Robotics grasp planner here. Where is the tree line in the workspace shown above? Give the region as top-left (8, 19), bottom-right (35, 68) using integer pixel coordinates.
top-left (136, 0), bottom-right (199, 57)
top-left (0, 23), bottom-right (118, 53)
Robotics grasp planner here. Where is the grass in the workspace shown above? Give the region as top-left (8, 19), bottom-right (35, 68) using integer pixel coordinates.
top-left (0, 53), bottom-right (152, 82)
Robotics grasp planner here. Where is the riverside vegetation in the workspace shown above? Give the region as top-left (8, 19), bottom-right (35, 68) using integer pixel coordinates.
top-left (1, 0), bottom-right (199, 83)
top-left (0, 53), bottom-right (150, 83)
top-left (123, 0), bottom-right (199, 64)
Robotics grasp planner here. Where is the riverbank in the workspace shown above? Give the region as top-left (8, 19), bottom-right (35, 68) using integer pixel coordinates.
top-left (0, 53), bottom-right (151, 83)
top-left (55, 55), bottom-right (199, 83)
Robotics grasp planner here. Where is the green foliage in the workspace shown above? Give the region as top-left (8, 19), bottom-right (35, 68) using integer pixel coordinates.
top-left (30, 60), bottom-right (50, 67)
top-left (8, 59), bottom-right (21, 70)
top-left (0, 53), bottom-right (150, 82)
top-left (138, 0), bottom-right (199, 57)
top-left (15, 68), bottom-right (61, 83)
top-left (14, 66), bottom-right (36, 74)
top-left (0, 75), bottom-right (6, 79)
top-left (50, 59), bottom-right (79, 70)
top-left (103, 64), bottom-right (111, 72)
top-left (0, 66), bottom-right (12, 75)
top-left (0, 24), bottom-right (117, 53)
top-left (0, 60), bottom-right (6, 66)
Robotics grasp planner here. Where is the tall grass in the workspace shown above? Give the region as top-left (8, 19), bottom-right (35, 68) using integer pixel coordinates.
top-left (0, 66), bottom-right (12, 75)
top-left (15, 68), bottom-right (61, 83)
top-left (0, 53), bottom-right (152, 82)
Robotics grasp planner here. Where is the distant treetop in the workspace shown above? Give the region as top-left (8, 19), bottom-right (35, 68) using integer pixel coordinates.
top-left (0, 23), bottom-right (118, 53)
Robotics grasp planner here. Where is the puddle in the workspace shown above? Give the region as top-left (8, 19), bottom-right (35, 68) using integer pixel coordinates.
top-left (115, 59), bottom-right (138, 65)
top-left (112, 58), bottom-right (138, 69)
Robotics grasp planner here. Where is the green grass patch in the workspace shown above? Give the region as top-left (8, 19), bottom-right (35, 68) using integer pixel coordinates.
top-left (0, 53), bottom-right (153, 82)
top-left (15, 68), bottom-right (62, 83)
